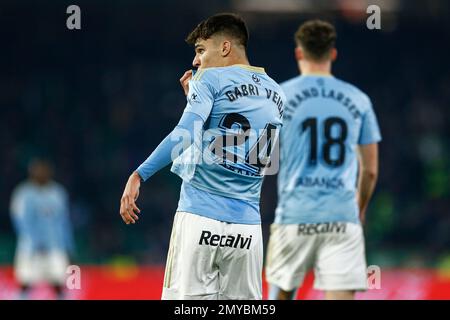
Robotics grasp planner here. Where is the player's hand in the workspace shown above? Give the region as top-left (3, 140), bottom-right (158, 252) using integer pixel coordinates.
top-left (179, 70), bottom-right (193, 96)
top-left (359, 210), bottom-right (366, 226)
top-left (357, 193), bottom-right (367, 226)
top-left (120, 171), bottom-right (141, 225)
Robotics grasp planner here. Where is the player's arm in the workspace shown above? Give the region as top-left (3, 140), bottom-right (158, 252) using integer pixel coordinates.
top-left (357, 95), bottom-right (382, 225)
top-left (357, 143), bottom-right (379, 225)
top-left (10, 191), bottom-right (39, 242)
top-left (120, 111), bottom-right (204, 225)
top-left (120, 70), bottom-right (216, 225)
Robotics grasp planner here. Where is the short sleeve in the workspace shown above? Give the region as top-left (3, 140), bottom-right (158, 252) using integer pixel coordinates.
top-left (10, 187), bottom-right (26, 218)
top-left (359, 98), bottom-right (382, 145)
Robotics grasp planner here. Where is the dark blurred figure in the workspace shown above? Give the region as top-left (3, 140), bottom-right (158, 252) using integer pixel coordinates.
top-left (10, 158), bottom-right (75, 299)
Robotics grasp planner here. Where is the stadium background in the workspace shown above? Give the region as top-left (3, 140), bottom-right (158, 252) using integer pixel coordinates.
top-left (0, 0), bottom-right (449, 299)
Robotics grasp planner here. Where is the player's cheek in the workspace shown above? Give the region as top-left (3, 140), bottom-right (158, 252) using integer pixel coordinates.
top-left (198, 52), bottom-right (206, 64)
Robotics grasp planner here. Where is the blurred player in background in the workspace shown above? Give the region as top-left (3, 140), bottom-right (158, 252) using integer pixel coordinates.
top-left (10, 158), bottom-right (75, 300)
top-left (265, 20), bottom-right (381, 300)
top-left (120, 13), bottom-right (284, 299)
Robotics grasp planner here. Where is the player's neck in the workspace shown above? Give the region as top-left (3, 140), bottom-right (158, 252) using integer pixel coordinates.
top-left (30, 179), bottom-right (50, 187)
top-left (298, 61), bottom-right (332, 76)
top-left (224, 52), bottom-right (250, 67)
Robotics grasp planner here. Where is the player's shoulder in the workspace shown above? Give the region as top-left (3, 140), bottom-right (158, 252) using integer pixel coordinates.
top-left (280, 74), bottom-right (303, 88)
top-left (12, 181), bottom-right (33, 197)
top-left (191, 68), bottom-right (221, 86)
top-left (280, 75), bottom-right (310, 95)
top-left (10, 182), bottom-right (37, 208)
top-left (333, 77), bottom-right (372, 109)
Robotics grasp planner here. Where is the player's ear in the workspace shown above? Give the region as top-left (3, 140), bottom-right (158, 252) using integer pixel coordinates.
top-left (221, 40), bottom-right (231, 57)
top-left (295, 47), bottom-right (303, 61)
top-left (330, 48), bottom-right (337, 62)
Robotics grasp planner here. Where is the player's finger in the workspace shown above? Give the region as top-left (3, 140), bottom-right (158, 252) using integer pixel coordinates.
top-left (120, 207), bottom-right (130, 224)
top-left (125, 207), bottom-right (136, 224)
top-left (120, 204), bottom-right (131, 224)
top-left (131, 202), bottom-right (141, 215)
top-left (180, 70), bottom-right (192, 83)
top-left (129, 201), bottom-right (140, 221)
top-left (120, 196), bottom-right (134, 224)
top-left (180, 73), bottom-right (192, 89)
top-left (125, 197), bottom-right (136, 224)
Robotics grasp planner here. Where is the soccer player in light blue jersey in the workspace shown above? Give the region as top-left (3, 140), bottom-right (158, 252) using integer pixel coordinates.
top-left (10, 159), bottom-right (75, 299)
top-left (119, 13), bottom-right (284, 300)
top-left (265, 20), bottom-right (381, 300)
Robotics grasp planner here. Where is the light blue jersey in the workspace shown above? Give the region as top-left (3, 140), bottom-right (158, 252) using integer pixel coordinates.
top-left (171, 65), bottom-right (284, 224)
top-left (275, 75), bottom-right (381, 224)
top-left (10, 181), bottom-right (74, 254)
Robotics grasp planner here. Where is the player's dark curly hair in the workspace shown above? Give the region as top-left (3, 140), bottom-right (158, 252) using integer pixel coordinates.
top-left (295, 20), bottom-right (337, 61)
top-left (186, 13), bottom-right (249, 48)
